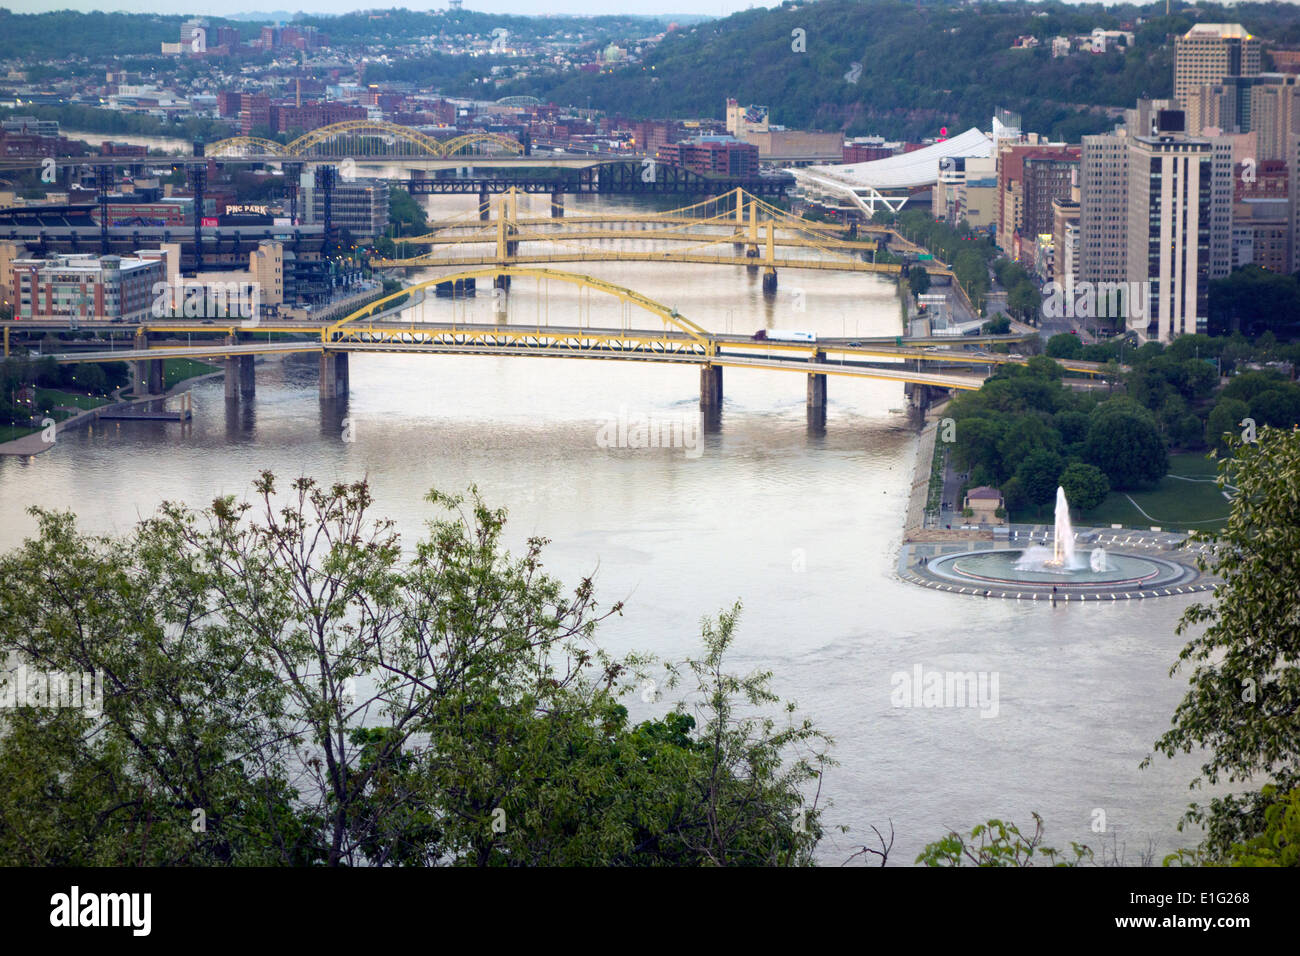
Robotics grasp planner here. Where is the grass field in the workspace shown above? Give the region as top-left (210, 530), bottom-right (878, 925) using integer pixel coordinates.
top-left (1008, 454), bottom-right (1231, 531)
top-left (163, 358), bottom-right (218, 388)
top-left (33, 388), bottom-right (108, 412)
top-left (1078, 453), bottom-right (1231, 532)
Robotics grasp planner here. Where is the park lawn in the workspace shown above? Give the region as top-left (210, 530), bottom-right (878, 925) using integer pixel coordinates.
top-left (1077, 453), bottom-right (1231, 532)
top-left (33, 388), bottom-right (109, 411)
top-left (0, 424), bottom-right (36, 443)
top-left (163, 358), bottom-right (218, 388)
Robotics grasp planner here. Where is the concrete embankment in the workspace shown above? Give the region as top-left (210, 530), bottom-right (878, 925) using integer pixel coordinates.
top-left (0, 368), bottom-right (225, 457)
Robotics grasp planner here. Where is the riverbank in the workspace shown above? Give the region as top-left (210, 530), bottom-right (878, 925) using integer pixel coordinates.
top-left (0, 367), bottom-right (224, 457)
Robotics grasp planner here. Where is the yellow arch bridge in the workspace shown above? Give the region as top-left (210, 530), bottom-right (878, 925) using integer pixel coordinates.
top-left (206, 122), bottom-right (525, 159)
top-left (35, 268), bottom-right (1034, 419)
top-left (373, 189), bottom-right (947, 288)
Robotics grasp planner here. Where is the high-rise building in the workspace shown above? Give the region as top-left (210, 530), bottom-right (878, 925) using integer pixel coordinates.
top-left (1022, 152), bottom-right (1080, 239)
top-left (1285, 132), bottom-right (1300, 272)
top-left (1175, 24), bottom-right (1261, 108)
top-left (1231, 198), bottom-right (1290, 273)
top-left (1079, 131), bottom-right (1130, 289)
top-left (1051, 169), bottom-right (1082, 288)
top-left (994, 143), bottom-right (1077, 255)
top-left (302, 178), bottom-right (389, 238)
top-left (1126, 130), bottom-right (1234, 341)
top-left (1249, 74), bottom-right (1300, 161)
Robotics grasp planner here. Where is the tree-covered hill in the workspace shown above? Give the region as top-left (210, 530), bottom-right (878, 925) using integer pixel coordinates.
top-left (500, 0), bottom-right (1300, 140)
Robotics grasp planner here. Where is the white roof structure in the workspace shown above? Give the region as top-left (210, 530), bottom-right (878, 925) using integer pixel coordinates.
top-left (793, 127), bottom-right (993, 214)
top-left (809, 127), bottom-right (993, 190)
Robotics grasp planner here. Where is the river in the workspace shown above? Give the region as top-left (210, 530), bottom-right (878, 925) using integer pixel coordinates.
top-left (0, 191), bottom-right (1215, 865)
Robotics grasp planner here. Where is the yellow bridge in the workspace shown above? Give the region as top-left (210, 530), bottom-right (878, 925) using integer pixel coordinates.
top-left (372, 189), bottom-right (941, 283)
top-left (27, 267), bottom-right (1090, 421)
top-left (205, 121), bottom-right (525, 159)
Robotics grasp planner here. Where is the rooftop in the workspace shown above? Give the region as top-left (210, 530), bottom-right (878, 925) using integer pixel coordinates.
top-left (1183, 23), bottom-right (1255, 40)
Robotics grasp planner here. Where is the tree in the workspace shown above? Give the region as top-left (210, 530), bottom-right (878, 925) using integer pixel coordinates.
top-left (1083, 405), bottom-right (1168, 490)
top-left (1144, 428), bottom-right (1300, 858)
top-left (1007, 280), bottom-right (1042, 324)
top-left (908, 267), bottom-right (931, 297)
top-left (0, 475), bottom-right (831, 866)
top-left (1206, 398), bottom-right (1250, 456)
top-left (1057, 461), bottom-right (1109, 512)
top-left (1249, 387), bottom-right (1300, 429)
top-left (1045, 332), bottom-right (1082, 359)
top-left (1015, 447), bottom-right (1064, 508)
top-left (981, 313), bottom-right (1011, 334)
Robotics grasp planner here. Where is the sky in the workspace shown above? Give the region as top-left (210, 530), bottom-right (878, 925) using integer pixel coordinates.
top-left (3, 0), bottom-right (771, 16)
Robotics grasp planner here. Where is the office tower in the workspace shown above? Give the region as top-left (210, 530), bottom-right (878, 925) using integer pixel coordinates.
top-left (1126, 125), bottom-right (1234, 341)
top-left (1286, 133), bottom-right (1300, 272)
top-left (1051, 169), bottom-right (1081, 288)
top-left (1249, 74), bottom-right (1300, 160)
top-left (1022, 152), bottom-right (1080, 238)
top-left (995, 143), bottom-right (1077, 256)
top-left (302, 178), bottom-right (390, 238)
top-left (1175, 23), bottom-right (1261, 108)
top-left (1079, 132), bottom-right (1129, 289)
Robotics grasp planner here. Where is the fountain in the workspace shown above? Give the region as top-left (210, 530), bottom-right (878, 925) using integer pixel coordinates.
top-left (922, 485), bottom-right (1191, 594)
top-left (1014, 486), bottom-right (1083, 573)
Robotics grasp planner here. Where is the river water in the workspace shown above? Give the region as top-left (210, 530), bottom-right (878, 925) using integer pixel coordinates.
top-left (0, 192), bottom-right (1215, 865)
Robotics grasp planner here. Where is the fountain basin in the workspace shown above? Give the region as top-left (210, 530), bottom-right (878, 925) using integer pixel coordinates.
top-left (926, 548), bottom-right (1191, 590)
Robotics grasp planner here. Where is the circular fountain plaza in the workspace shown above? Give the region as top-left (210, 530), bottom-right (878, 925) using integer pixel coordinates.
top-left (903, 488), bottom-right (1213, 601)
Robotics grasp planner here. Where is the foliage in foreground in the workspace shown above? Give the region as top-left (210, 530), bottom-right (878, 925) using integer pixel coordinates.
top-left (0, 474), bottom-right (831, 866)
top-left (1143, 427), bottom-right (1300, 860)
top-left (917, 814), bottom-right (1093, 867)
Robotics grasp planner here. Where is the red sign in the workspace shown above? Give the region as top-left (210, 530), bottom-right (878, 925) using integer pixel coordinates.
top-left (201, 217), bottom-right (218, 228)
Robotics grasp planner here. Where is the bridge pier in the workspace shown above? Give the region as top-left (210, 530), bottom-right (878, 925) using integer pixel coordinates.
top-left (745, 247), bottom-right (759, 273)
top-left (131, 333), bottom-right (163, 397)
top-left (479, 186), bottom-right (491, 221)
top-left (700, 364), bottom-right (723, 409)
top-left (132, 358), bottom-right (163, 397)
top-left (905, 382), bottom-right (946, 413)
top-left (320, 351), bottom-right (342, 400)
top-left (238, 354), bottom-right (255, 398)
top-left (762, 267), bottom-right (778, 295)
top-left (807, 351), bottom-right (827, 430)
top-left (494, 273), bottom-right (511, 291)
top-left (550, 190), bottom-right (564, 217)
top-left (223, 335), bottom-right (238, 399)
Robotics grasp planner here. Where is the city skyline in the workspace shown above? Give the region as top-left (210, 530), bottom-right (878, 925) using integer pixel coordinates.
top-left (3, 0), bottom-right (766, 16)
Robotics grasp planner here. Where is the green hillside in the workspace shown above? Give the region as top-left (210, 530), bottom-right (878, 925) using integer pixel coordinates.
top-left (499, 0), bottom-right (1300, 140)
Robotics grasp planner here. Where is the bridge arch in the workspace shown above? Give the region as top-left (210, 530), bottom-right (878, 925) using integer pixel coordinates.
top-left (206, 136), bottom-right (287, 157)
top-left (438, 132), bottom-right (526, 157)
top-left (326, 267), bottom-right (711, 345)
top-left (285, 120), bottom-right (446, 157)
